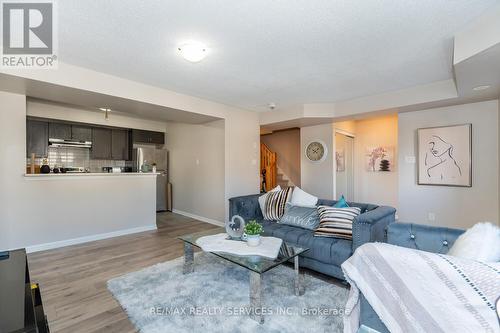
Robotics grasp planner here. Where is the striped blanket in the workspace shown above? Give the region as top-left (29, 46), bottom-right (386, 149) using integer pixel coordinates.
top-left (342, 243), bottom-right (500, 333)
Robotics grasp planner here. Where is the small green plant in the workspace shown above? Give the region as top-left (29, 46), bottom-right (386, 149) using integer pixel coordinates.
top-left (244, 220), bottom-right (263, 236)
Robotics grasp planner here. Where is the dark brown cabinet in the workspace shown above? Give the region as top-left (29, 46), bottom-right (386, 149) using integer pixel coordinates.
top-left (91, 127), bottom-right (112, 159)
top-left (26, 119), bottom-right (48, 158)
top-left (27, 118), bottom-right (133, 161)
top-left (132, 129), bottom-right (164, 145)
top-left (71, 125), bottom-right (92, 142)
top-left (111, 129), bottom-right (130, 160)
top-left (48, 122), bottom-right (71, 140)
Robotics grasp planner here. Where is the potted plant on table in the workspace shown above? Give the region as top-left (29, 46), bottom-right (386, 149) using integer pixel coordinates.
top-left (244, 220), bottom-right (263, 247)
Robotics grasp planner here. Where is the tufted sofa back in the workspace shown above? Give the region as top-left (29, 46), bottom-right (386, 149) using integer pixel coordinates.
top-left (387, 222), bottom-right (464, 254)
top-left (317, 199), bottom-right (378, 214)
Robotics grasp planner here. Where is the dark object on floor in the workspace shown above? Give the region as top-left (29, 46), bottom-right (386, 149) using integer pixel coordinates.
top-left (261, 169), bottom-right (267, 193)
top-left (0, 249), bottom-right (50, 333)
top-left (0, 251), bottom-right (9, 260)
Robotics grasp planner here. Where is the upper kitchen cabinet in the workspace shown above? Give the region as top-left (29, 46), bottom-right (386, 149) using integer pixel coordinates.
top-left (91, 127), bottom-right (112, 159)
top-left (111, 129), bottom-right (130, 160)
top-left (26, 119), bottom-right (48, 158)
top-left (132, 129), bottom-right (164, 145)
top-left (71, 125), bottom-right (92, 142)
top-left (48, 122), bottom-right (71, 140)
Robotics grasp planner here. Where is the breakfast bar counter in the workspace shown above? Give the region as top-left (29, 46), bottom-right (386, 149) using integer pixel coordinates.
top-left (24, 172), bottom-right (159, 179)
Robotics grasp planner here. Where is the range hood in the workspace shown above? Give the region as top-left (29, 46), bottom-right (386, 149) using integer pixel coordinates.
top-left (49, 138), bottom-right (92, 148)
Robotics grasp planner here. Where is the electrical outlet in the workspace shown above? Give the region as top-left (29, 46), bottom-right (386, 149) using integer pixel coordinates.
top-left (196, 159), bottom-right (200, 166)
top-left (428, 212), bottom-right (436, 221)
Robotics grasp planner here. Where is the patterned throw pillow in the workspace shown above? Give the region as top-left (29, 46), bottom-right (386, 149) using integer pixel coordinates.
top-left (263, 187), bottom-right (293, 221)
top-left (314, 206), bottom-right (361, 239)
top-left (279, 203), bottom-right (320, 230)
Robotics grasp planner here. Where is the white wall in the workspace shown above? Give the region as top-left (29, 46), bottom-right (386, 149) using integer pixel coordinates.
top-left (353, 115), bottom-right (398, 208)
top-left (224, 111), bottom-right (261, 218)
top-left (0, 91), bottom-right (157, 251)
top-left (300, 124), bottom-right (334, 199)
top-left (0, 91), bottom-right (26, 250)
top-left (398, 100), bottom-right (499, 229)
top-left (166, 120), bottom-right (225, 222)
top-left (168, 110), bottom-right (260, 223)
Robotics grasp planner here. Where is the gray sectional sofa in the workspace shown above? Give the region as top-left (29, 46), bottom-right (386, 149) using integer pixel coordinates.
top-left (229, 194), bottom-right (397, 280)
top-left (360, 222), bottom-right (465, 332)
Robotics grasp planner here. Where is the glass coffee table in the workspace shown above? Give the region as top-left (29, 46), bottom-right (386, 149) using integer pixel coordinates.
top-left (178, 228), bottom-right (309, 324)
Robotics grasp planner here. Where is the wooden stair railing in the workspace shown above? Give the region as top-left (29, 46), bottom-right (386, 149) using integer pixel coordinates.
top-left (260, 143), bottom-right (277, 192)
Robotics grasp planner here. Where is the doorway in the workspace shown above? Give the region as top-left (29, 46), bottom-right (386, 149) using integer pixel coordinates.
top-left (335, 132), bottom-right (355, 201)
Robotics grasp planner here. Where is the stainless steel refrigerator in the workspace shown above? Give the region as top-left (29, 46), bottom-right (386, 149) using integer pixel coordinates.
top-left (133, 147), bottom-right (170, 212)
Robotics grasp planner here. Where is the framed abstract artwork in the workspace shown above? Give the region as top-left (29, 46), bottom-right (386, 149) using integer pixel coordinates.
top-left (365, 146), bottom-right (395, 172)
top-left (417, 124), bottom-right (472, 187)
top-left (336, 148), bottom-right (345, 172)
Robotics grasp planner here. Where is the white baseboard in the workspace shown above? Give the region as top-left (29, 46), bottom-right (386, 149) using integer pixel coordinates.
top-left (25, 225), bottom-right (158, 253)
top-left (172, 209), bottom-right (225, 227)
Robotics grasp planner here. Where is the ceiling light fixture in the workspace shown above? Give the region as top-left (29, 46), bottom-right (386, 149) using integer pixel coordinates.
top-left (177, 41), bottom-right (208, 63)
top-left (472, 85), bottom-right (491, 91)
top-left (99, 107), bottom-right (111, 120)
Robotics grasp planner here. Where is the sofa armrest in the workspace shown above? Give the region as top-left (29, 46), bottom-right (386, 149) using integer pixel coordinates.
top-left (387, 222), bottom-right (464, 254)
top-left (352, 206), bottom-right (396, 251)
top-left (228, 194), bottom-right (263, 221)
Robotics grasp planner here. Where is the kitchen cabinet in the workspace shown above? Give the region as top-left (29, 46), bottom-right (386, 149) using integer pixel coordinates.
top-left (71, 125), bottom-right (92, 142)
top-left (91, 127), bottom-right (112, 159)
top-left (48, 122), bottom-right (71, 140)
top-left (26, 119), bottom-right (48, 158)
top-left (132, 129), bottom-right (164, 145)
top-left (111, 129), bottom-right (130, 160)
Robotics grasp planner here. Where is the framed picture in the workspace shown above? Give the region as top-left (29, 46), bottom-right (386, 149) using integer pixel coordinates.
top-left (336, 148), bottom-right (345, 172)
top-left (417, 124), bottom-right (472, 187)
top-left (366, 146), bottom-right (395, 172)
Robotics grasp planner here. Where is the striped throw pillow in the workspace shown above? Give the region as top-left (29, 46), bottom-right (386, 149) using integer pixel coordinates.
top-left (314, 206), bottom-right (361, 239)
top-left (263, 187), bottom-right (293, 221)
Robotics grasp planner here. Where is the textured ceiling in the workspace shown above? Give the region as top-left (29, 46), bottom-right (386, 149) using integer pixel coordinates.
top-left (58, 0), bottom-right (499, 112)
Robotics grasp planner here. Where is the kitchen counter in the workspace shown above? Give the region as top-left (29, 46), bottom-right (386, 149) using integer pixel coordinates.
top-left (15, 172), bottom-right (158, 252)
top-left (24, 172), bottom-right (159, 179)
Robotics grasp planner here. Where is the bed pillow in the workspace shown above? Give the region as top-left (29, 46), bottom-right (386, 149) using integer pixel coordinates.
top-left (290, 186), bottom-right (318, 206)
top-left (447, 222), bottom-right (500, 262)
top-left (263, 187), bottom-right (293, 221)
top-left (279, 203), bottom-right (320, 230)
top-left (258, 185), bottom-right (281, 216)
top-left (314, 206), bottom-right (361, 239)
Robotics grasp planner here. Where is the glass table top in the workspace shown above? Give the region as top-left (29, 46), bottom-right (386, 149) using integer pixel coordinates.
top-left (178, 228), bottom-right (309, 274)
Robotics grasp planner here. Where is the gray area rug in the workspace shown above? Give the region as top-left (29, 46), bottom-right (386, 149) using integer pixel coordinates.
top-left (108, 253), bottom-right (348, 333)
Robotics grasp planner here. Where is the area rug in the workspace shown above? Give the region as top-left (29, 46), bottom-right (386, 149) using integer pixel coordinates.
top-left (107, 253), bottom-right (348, 333)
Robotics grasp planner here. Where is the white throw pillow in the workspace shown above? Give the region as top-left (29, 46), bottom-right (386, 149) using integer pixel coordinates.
top-left (290, 187), bottom-right (318, 206)
top-left (447, 222), bottom-right (500, 262)
top-left (258, 185), bottom-right (281, 216)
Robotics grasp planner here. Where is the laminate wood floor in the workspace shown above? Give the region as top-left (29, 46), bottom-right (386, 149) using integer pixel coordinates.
top-left (27, 212), bottom-right (218, 333)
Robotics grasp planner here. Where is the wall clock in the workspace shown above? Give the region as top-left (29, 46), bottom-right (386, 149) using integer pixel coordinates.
top-left (305, 140), bottom-right (328, 163)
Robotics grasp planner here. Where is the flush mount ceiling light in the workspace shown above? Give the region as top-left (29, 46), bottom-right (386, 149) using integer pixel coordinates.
top-left (177, 41), bottom-right (208, 63)
top-left (99, 107), bottom-right (111, 120)
top-left (472, 85), bottom-right (491, 91)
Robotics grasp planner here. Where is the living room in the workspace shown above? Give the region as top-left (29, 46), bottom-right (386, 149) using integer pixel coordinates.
top-left (0, 1), bottom-right (499, 333)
